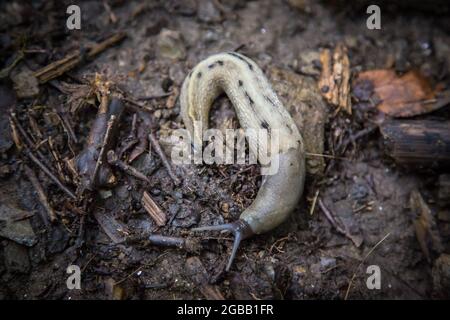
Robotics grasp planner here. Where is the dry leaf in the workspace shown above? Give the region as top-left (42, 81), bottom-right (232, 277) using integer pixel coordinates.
top-left (355, 69), bottom-right (446, 117)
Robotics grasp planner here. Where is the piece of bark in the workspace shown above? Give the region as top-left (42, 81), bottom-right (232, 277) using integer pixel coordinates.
top-left (318, 43), bottom-right (351, 114)
top-left (142, 191), bottom-right (166, 226)
top-left (380, 120), bottom-right (450, 168)
top-left (185, 257), bottom-right (225, 300)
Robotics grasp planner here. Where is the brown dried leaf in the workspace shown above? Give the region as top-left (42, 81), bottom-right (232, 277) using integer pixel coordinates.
top-left (355, 69), bottom-right (446, 117)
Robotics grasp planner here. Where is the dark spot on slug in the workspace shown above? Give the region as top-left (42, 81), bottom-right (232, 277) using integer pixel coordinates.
top-left (208, 63), bottom-right (215, 69)
top-left (264, 95), bottom-right (275, 106)
top-left (261, 120), bottom-right (270, 129)
top-left (238, 80), bottom-right (243, 87)
top-left (228, 52), bottom-right (254, 70)
top-left (228, 52), bottom-right (246, 61)
top-left (197, 72), bottom-right (202, 78)
top-left (244, 91), bottom-right (254, 105)
top-left (217, 60), bottom-right (224, 66)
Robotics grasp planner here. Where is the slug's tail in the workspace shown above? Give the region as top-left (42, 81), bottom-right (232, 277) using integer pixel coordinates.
top-left (192, 220), bottom-right (254, 271)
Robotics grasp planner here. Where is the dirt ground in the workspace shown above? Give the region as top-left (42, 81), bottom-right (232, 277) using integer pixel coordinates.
top-left (1, 0), bottom-right (449, 300)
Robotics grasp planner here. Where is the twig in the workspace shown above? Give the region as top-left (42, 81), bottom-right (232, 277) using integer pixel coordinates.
top-left (11, 112), bottom-right (76, 199)
top-left (309, 189), bottom-right (320, 215)
top-left (25, 149), bottom-right (77, 199)
top-left (92, 115), bottom-right (116, 186)
top-left (149, 133), bottom-right (181, 186)
top-left (23, 164), bottom-right (57, 224)
top-left (148, 234), bottom-right (185, 248)
top-left (318, 199), bottom-right (346, 234)
top-left (33, 32), bottom-right (126, 83)
top-left (344, 232), bottom-right (391, 300)
top-left (137, 92), bottom-right (172, 100)
top-left (107, 150), bottom-right (151, 184)
top-left (10, 112), bottom-right (46, 159)
top-left (55, 105), bottom-right (78, 143)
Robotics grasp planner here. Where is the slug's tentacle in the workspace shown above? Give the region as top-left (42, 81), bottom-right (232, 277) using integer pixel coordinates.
top-left (192, 220), bottom-right (254, 271)
top-left (180, 52), bottom-right (306, 270)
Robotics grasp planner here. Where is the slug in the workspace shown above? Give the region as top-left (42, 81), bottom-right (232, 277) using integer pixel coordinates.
top-left (180, 52), bottom-right (306, 271)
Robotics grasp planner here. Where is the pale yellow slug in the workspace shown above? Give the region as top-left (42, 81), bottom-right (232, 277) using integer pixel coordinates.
top-left (179, 52), bottom-right (306, 271)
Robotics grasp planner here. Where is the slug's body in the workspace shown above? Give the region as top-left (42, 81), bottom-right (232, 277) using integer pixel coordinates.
top-left (180, 52), bottom-right (306, 270)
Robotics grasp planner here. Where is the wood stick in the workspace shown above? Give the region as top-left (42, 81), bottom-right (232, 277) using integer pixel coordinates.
top-left (107, 150), bottom-right (151, 184)
top-left (11, 111), bottom-right (76, 199)
top-left (92, 115), bottom-right (116, 186)
top-left (25, 149), bottom-right (77, 199)
top-left (23, 164), bottom-right (56, 224)
top-left (33, 32), bottom-right (126, 83)
top-left (141, 191), bottom-right (166, 226)
top-left (380, 120), bottom-right (450, 168)
top-left (149, 133), bottom-right (181, 186)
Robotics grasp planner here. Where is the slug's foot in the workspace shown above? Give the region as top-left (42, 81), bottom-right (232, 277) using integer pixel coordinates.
top-left (192, 220), bottom-right (254, 271)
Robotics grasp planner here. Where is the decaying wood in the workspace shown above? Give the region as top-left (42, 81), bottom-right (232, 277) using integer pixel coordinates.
top-left (142, 191), bottom-right (166, 226)
top-left (33, 32), bottom-right (126, 83)
top-left (380, 120), bottom-right (450, 168)
top-left (318, 43), bottom-right (351, 114)
top-left (23, 164), bottom-right (56, 224)
top-left (74, 97), bottom-right (124, 192)
top-left (185, 257), bottom-right (225, 300)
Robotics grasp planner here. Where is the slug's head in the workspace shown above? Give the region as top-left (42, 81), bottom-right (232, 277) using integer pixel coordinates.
top-left (192, 220), bottom-right (254, 271)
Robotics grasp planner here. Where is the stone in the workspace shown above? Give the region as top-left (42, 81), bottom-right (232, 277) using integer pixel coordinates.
top-left (4, 241), bottom-right (30, 274)
top-left (432, 254), bottom-right (450, 297)
top-left (157, 29), bottom-right (186, 61)
top-left (0, 203), bottom-right (37, 247)
top-left (11, 66), bottom-right (39, 99)
top-left (197, 0), bottom-right (221, 23)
